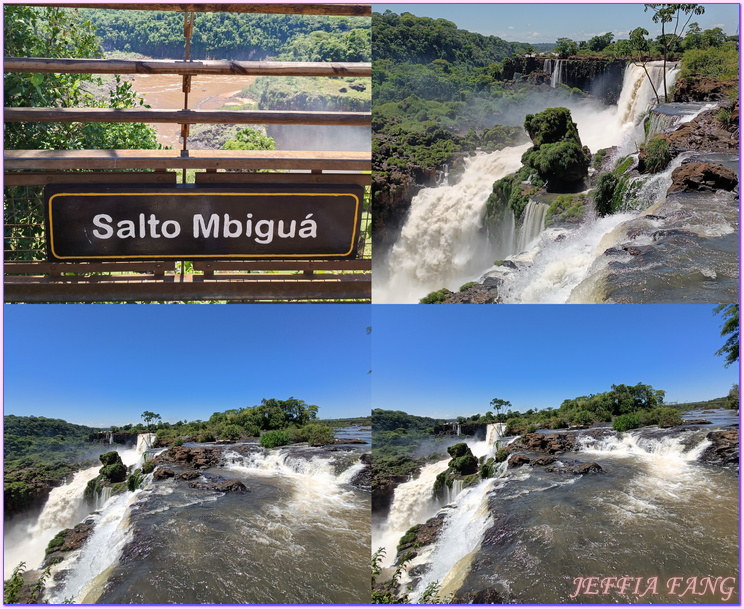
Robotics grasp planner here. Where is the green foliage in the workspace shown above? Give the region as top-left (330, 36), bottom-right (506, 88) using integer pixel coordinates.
top-left (302, 423), bottom-right (336, 447)
top-left (446, 443), bottom-right (469, 459)
top-left (100, 462), bottom-right (127, 483)
top-left (172, 437), bottom-right (185, 447)
top-left (642, 136), bottom-right (671, 173)
top-left (644, 407), bottom-right (682, 428)
top-left (521, 108), bottom-right (589, 187)
top-left (221, 425), bottom-right (243, 441)
top-left (83, 9), bottom-right (370, 61)
top-left (717, 107), bottom-right (733, 128)
top-left (555, 37), bottom-right (578, 59)
top-left (526, 424), bottom-right (538, 433)
top-left (46, 530), bottom-right (67, 554)
top-left (714, 305), bottom-right (739, 367)
top-left (99, 451), bottom-right (120, 466)
top-left (573, 410), bottom-right (594, 427)
top-left (142, 460), bottom-right (155, 475)
top-left (681, 47), bottom-right (742, 80)
top-left (594, 172), bottom-right (620, 217)
top-left (419, 289), bottom-right (450, 304)
top-left (396, 525), bottom-right (421, 554)
top-left (726, 384), bottom-right (739, 410)
top-left (459, 281), bottom-right (476, 292)
top-left (546, 194), bottom-right (586, 226)
top-left (4, 562), bottom-right (26, 604)
top-left (221, 128), bottom-right (276, 152)
top-left (612, 413), bottom-right (643, 432)
top-left (259, 430), bottom-right (291, 449)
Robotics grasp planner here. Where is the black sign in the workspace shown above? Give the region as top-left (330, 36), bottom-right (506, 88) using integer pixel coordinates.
top-left (44, 184), bottom-right (365, 261)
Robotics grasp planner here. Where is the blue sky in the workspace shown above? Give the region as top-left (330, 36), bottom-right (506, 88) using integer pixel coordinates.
top-left (374, 3), bottom-right (740, 43)
top-left (371, 305), bottom-right (739, 418)
top-left (3, 305), bottom-right (371, 427)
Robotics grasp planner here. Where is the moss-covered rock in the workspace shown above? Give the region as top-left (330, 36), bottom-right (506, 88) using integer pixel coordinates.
top-left (521, 107), bottom-right (590, 189)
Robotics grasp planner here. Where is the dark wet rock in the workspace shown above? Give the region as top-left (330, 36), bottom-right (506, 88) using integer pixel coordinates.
top-left (42, 519), bottom-right (96, 567)
top-left (700, 429), bottom-right (739, 468)
top-left (507, 455), bottom-right (530, 468)
top-left (665, 103), bottom-right (739, 156)
top-left (530, 456), bottom-right (556, 467)
top-left (395, 513), bottom-right (447, 565)
top-left (407, 563), bottom-right (431, 578)
top-left (469, 587), bottom-right (508, 604)
top-left (152, 446), bottom-right (222, 469)
top-left (153, 468), bottom-right (175, 480)
top-left (545, 461), bottom-right (603, 475)
top-left (508, 432), bottom-right (576, 455)
top-left (349, 455), bottom-right (372, 492)
top-left (668, 162), bottom-right (738, 194)
top-left (177, 471), bottom-right (200, 481)
top-left (211, 479), bottom-right (248, 493)
top-left (336, 437), bottom-right (367, 444)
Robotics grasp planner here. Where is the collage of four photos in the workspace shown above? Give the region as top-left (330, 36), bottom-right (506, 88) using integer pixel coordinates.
top-left (3, 1), bottom-right (740, 605)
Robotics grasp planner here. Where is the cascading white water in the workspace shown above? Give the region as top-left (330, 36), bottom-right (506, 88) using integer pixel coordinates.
top-left (373, 459), bottom-right (450, 567)
top-left (3, 464), bottom-right (102, 580)
top-left (445, 478), bottom-right (464, 504)
top-left (136, 433), bottom-right (156, 453)
top-left (408, 478), bottom-right (496, 601)
top-left (4, 434), bottom-right (159, 580)
top-left (616, 61), bottom-right (679, 127)
top-left (374, 145), bottom-right (529, 303)
top-left (484, 423), bottom-right (506, 458)
top-left (47, 492), bottom-right (139, 603)
top-left (550, 59), bottom-right (564, 88)
top-left (516, 200), bottom-right (549, 252)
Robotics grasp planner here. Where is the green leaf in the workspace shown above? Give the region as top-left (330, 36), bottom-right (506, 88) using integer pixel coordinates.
top-left (30, 73), bottom-right (44, 86)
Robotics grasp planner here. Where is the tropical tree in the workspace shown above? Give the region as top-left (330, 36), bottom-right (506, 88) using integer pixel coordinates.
top-left (714, 304), bottom-right (739, 367)
top-left (490, 397), bottom-right (511, 421)
top-left (141, 411), bottom-right (162, 431)
top-left (644, 4), bottom-right (705, 101)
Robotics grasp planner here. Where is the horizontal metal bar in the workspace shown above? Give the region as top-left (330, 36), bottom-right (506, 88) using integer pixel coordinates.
top-left (4, 57), bottom-right (371, 78)
top-left (4, 107), bottom-right (371, 126)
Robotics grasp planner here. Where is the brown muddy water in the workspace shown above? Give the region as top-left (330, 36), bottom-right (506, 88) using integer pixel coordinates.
top-left (125, 73), bottom-right (255, 148)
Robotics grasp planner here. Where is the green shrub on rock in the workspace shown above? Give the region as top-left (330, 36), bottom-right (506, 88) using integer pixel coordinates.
top-left (304, 423), bottom-right (336, 446)
top-left (594, 172), bottom-right (620, 217)
top-left (259, 430), bottom-right (291, 449)
top-left (612, 413), bottom-right (642, 432)
top-left (100, 462), bottom-right (127, 483)
top-left (640, 136), bottom-right (671, 173)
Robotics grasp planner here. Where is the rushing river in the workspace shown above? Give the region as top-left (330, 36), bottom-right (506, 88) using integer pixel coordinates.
top-left (372, 412), bottom-right (739, 604)
top-left (7, 434), bottom-right (370, 604)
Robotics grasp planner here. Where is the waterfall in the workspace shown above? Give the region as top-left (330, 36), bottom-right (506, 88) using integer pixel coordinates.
top-left (445, 478), bottom-right (464, 504)
top-left (616, 61), bottom-right (680, 127)
top-left (47, 492), bottom-right (138, 604)
top-left (551, 59), bottom-right (565, 88)
top-left (94, 486), bottom-right (113, 511)
top-left (374, 144), bottom-right (530, 304)
top-left (516, 200), bottom-right (549, 252)
top-left (484, 423), bottom-right (506, 457)
top-left (4, 465), bottom-right (101, 579)
top-left (543, 58), bottom-right (552, 75)
top-left (136, 433), bottom-right (156, 453)
top-left (373, 459), bottom-right (450, 567)
top-left (456, 424), bottom-right (461, 437)
top-left (408, 478), bottom-right (496, 601)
